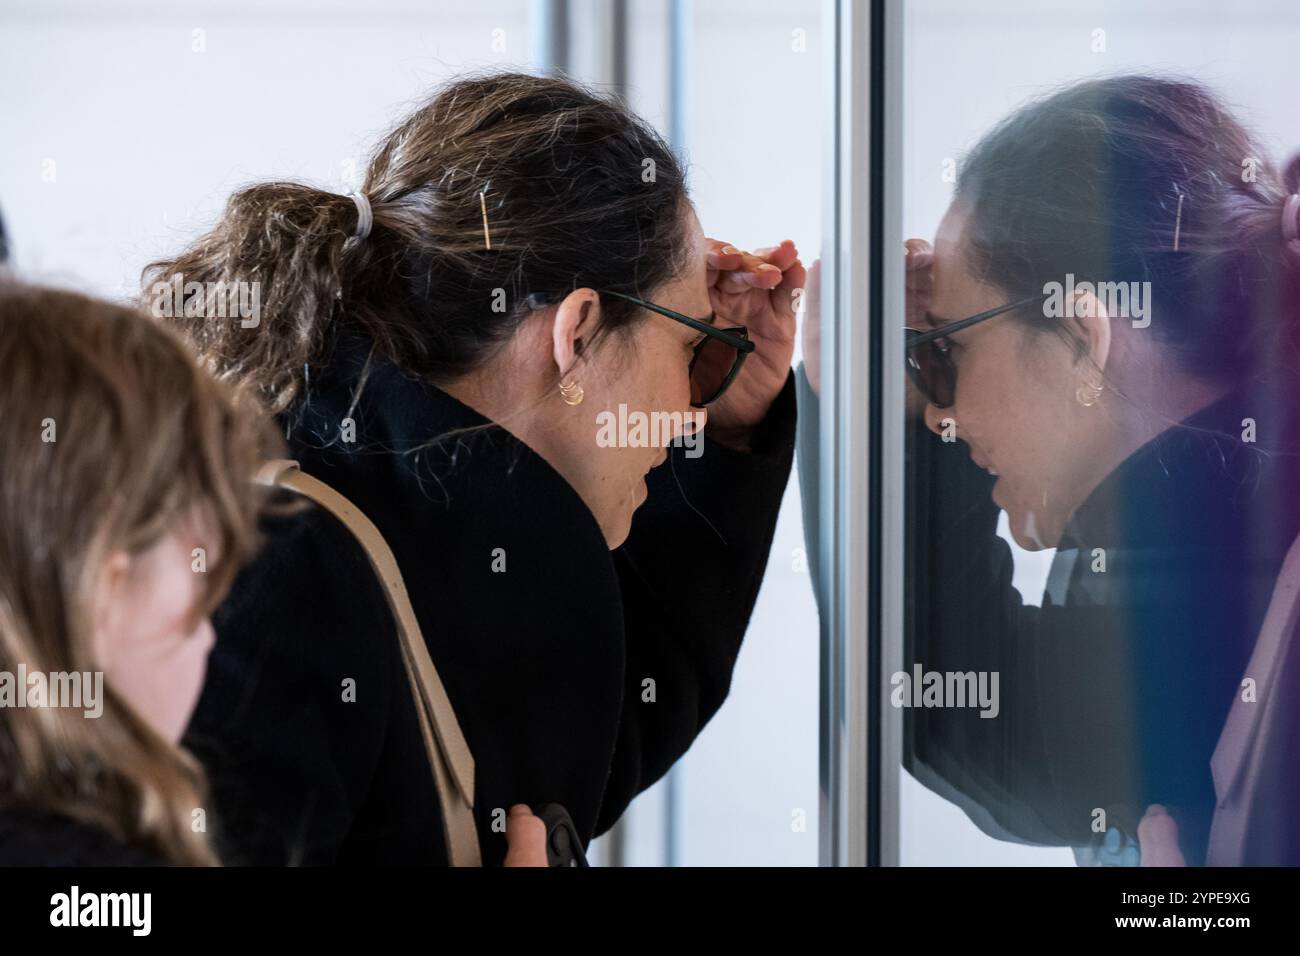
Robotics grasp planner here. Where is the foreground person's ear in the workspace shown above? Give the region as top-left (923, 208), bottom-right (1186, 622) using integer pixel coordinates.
top-left (550, 288), bottom-right (601, 386)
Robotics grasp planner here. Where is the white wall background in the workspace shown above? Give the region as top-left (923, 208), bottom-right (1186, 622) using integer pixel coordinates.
top-left (0, 0), bottom-right (541, 293)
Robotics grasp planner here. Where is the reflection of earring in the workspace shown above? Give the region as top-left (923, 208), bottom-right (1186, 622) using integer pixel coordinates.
top-left (558, 378), bottom-right (584, 406)
top-left (1075, 379), bottom-right (1104, 407)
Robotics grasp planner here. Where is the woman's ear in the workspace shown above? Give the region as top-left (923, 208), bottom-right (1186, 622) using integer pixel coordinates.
top-left (551, 289), bottom-right (600, 377)
top-left (90, 549), bottom-right (132, 670)
top-left (1069, 289), bottom-right (1112, 378)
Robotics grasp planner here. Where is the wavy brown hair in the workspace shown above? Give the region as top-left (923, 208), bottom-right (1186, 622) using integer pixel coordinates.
top-left (0, 282), bottom-right (278, 865)
top-left (144, 70), bottom-right (691, 413)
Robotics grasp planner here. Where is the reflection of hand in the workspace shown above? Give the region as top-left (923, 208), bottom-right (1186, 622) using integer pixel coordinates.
top-left (704, 238), bottom-right (804, 439)
top-left (806, 243), bottom-right (931, 412)
top-left (905, 239), bottom-right (934, 420)
top-left (802, 259), bottom-right (822, 396)
top-left (502, 804), bottom-right (549, 867)
top-left (1137, 804), bottom-right (1187, 867)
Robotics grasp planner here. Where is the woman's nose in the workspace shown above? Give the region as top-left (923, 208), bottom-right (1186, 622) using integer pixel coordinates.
top-left (922, 401), bottom-right (950, 437)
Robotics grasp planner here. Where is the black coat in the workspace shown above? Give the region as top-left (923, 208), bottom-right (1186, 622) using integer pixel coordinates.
top-left (905, 382), bottom-right (1300, 865)
top-left (0, 813), bottom-right (165, 866)
top-left (796, 365), bottom-right (1300, 865)
top-left (184, 332), bottom-right (795, 865)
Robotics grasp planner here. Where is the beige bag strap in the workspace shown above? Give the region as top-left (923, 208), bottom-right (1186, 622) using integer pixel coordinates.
top-left (255, 459), bottom-right (481, 867)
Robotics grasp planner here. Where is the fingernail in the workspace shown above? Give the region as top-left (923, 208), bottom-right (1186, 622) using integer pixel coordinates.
top-left (758, 263), bottom-right (781, 273)
top-left (722, 245), bottom-right (740, 256)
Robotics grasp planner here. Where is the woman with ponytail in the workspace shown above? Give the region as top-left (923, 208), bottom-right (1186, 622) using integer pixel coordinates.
top-left (149, 71), bottom-right (802, 865)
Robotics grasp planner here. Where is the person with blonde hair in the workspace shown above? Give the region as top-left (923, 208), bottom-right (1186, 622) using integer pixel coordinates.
top-left (0, 283), bottom-right (275, 865)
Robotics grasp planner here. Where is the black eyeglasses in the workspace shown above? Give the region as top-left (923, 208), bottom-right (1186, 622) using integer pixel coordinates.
top-left (527, 290), bottom-right (754, 408)
top-left (905, 294), bottom-right (1043, 408)
top-left (600, 290), bottom-right (754, 408)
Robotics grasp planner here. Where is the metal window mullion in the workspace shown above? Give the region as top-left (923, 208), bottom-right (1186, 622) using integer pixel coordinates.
top-left (820, 0), bottom-right (874, 869)
top-left (877, 0), bottom-right (906, 869)
top-left (530, 0), bottom-right (570, 74)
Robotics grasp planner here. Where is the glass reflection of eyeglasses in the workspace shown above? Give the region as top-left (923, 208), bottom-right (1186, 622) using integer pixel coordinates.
top-left (904, 294), bottom-right (1043, 408)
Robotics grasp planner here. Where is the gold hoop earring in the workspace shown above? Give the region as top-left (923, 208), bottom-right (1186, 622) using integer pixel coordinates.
top-left (1075, 379), bottom-right (1104, 407)
top-left (558, 378), bottom-right (584, 406)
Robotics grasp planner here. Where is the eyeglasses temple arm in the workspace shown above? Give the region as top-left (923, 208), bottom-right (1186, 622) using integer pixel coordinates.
top-left (601, 289), bottom-right (753, 351)
top-left (905, 294), bottom-right (1044, 348)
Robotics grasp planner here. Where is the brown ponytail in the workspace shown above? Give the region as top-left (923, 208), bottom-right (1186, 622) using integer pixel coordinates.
top-left (145, 183), bottom-right (361, 411)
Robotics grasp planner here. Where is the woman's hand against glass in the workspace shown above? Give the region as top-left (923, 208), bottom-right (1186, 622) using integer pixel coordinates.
top-left (798, 241), bottom-right (931, 413)
top-left (801, 258), bottom-right (822, 396)
top-left (905, 239), bottom-right (934, 419)
top-left (704, 238), bottom-right (804, 443)
top-left (1137, 804), bottom-right (1187, 867)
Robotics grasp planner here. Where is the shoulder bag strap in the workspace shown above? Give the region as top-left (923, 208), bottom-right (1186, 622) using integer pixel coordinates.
top-left (254, 460), bottom-right (481, 867)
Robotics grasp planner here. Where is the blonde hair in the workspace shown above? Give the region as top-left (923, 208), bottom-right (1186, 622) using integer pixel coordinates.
top-left (0, 282), bottom-right (278, 865)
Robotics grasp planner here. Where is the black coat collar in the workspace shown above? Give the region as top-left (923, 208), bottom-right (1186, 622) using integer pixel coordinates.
top-left (1063, 383), bottom-right (1300, 554)
top-left (288, 329), bottom-right (606, 547)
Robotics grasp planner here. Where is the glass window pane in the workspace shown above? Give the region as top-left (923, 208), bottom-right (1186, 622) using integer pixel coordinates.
top-left (895, 0), bottom-right (1300, 866)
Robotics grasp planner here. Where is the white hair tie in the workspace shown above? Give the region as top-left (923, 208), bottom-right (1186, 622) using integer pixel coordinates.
top-left (349, 191), bottom-right (373, 241)
top-left (1283, 193), bottom-right (1300, 244)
